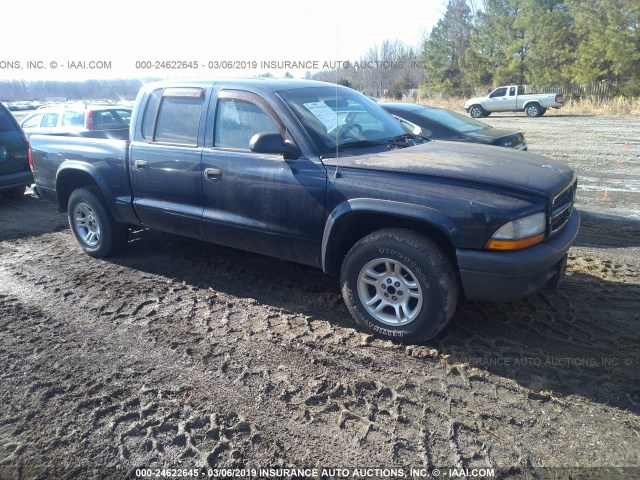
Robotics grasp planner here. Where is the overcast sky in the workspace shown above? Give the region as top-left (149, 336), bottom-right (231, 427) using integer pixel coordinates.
top-left (2, 0), bottom-right (447, 80)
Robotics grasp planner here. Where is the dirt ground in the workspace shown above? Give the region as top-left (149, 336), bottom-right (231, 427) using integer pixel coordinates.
top-left (0, 113), bottom-right (639, 479)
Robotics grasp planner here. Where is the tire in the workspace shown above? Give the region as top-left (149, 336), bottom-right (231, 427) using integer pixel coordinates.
top-left (1, 185), bottom-right (26, 199)
top-left (469, 105), bottom-right (485, 118)
top-left (525, 103), bottom-right (542, 117)
top-left (67, 186), bottom-right (128, 258)
top-left (340, 228), bottom-right (459, 343)
top-left (541, 108), bottom-right (547, 116)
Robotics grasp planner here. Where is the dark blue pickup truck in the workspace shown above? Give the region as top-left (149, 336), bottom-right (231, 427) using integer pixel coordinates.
top-left (30, 79), bottom-right (579, 343)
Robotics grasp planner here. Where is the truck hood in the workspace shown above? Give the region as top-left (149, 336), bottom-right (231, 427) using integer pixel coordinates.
top-left (322, 141), bottom-right (574, 198)
top-left (465, 96), bottom-right (486, 107)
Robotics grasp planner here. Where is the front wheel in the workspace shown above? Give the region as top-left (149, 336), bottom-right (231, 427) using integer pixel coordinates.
top-left (67, 186), bottom-right (128, 258)
top-left (340, 228), bottom-right (459, 343)
top-left (469, 105), bottom-right (485, 118)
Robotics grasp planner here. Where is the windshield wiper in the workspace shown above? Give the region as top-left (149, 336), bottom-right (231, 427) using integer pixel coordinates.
top-left (323, 135), bottom-right (425, 159)
top-left (337, 139), bottom-right (386, 150)
top-left (384, 133), bottom-right (426, 145)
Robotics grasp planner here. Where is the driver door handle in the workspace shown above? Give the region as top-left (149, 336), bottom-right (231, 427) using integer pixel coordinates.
top-left (134, 159), bottom-right (149, 169)
top-left (204, 167), bottom-right (222, 180)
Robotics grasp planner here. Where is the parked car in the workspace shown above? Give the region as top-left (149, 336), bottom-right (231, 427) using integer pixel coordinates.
top-left (20, 105), bottom-right (132, 137)
top-left (465, 85), bottom-right (564, 118)
top-left (382, 103), bottom-right (527, 150)
top-left (7, 101), bottom-right (38, 112)
top-left (29, 79), bottom-right (579, 343)
top-left (0, 102), bottom-right (32, 198)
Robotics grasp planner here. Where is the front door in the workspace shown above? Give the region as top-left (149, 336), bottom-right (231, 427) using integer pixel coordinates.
top-left (200, 90), bottom-right (326, 266)
top-left (489, 86), bottom-right (509, 111)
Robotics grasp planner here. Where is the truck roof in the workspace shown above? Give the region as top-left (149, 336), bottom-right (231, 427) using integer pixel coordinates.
top-left (142, 78), bottom-right (334, 93)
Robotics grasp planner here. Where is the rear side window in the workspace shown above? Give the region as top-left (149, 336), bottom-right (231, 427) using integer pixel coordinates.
top-left (114, 109), bottom-right (132, 124)
top-left (0, 106), bottom-right (17, 131)
top-left (92, 110), bottom-right (131, 128)
top-left (142, 88), bottom-right (204, 145)
top-left (155, 97), bottom-right (204, 145)
top-left (62, 111), bottom-right (85, 127)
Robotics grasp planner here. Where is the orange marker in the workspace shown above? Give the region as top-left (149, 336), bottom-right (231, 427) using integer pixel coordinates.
top-left (603, 190), bottom-right (610, 201)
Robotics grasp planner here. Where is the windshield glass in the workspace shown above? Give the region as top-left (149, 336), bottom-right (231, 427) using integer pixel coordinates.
top-left (277, 86), bottom-right (406, 156)
top-left (415, 108), bottom-right (488, 133)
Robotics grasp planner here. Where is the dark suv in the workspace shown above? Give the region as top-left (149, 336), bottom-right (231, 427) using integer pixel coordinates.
top-left (0, 103), bottom-right (32, 199)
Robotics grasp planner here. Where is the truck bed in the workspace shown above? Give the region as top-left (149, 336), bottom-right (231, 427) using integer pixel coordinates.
top-left (30, 133), bottom-right (137, 225)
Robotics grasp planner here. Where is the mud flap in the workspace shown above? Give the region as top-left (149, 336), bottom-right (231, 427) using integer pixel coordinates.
top-left (548, 254), bottom-right (568, 290)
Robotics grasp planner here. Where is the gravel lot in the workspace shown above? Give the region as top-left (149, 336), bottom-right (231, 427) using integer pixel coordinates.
top-left (1, 112), bottom-right (639, 479)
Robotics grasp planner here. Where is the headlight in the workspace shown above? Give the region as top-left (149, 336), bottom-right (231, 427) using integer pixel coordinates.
top-left (486, 212), bottom-right (546, 250)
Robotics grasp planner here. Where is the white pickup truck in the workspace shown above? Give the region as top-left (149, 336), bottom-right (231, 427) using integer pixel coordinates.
top-left (465, 85), bottom-right (564, 118)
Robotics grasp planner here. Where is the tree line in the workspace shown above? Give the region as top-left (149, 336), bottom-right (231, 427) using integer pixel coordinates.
top-left (0, 79), bottom-right (145, 103)
top-left (313, 0), bottom-right (639, 98)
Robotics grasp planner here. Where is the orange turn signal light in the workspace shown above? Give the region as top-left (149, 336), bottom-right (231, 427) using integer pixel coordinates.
top-left (485, 233), bottom-right (545, 251)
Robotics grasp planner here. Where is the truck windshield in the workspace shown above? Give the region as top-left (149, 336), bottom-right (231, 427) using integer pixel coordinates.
top-left (277, 86), bottom-right (406, 156)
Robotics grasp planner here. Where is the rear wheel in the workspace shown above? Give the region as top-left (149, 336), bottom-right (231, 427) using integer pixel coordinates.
top-left (67, 186), bottom-right (128, 258)
top-left (340, 228), bottom-right (458, 343)
top-left (525, 103), bottom-right (542, 117)
top-left (469, 105), bottom-right (485, 118)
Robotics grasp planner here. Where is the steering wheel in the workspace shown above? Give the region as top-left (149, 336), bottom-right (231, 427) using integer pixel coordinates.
top-left (328, 121), bottom-right (362, 139)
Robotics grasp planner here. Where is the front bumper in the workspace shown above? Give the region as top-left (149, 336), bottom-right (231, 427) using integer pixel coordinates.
top-left (456, 208), bottom-right (580, 302)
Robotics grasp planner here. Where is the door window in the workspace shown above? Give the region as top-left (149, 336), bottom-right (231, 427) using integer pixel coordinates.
top-left (139, 88), bottom-right (204, 145)
top-left (41, 112), bottom-right (59, 127)
top-left (214, 98), bottom-right (279, 150)
top-left (22, 114), bottom-right (43, 129)
top-left (153, 92), bottom-right (204, 146)
top-left (490, 87), bottom-right (507, 98)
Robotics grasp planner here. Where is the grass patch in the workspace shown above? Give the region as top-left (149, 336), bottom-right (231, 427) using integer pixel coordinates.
top-left (383, 95), bottom-right (640, 116)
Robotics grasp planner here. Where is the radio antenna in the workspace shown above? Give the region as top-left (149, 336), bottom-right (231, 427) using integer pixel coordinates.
top-left (334, 28), bottom-right (341, 178)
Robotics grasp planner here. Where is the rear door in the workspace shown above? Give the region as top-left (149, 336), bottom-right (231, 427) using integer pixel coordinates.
top-left (504, 86), bottom-right (518, 110)
top-left (0, 105), bottom-right (29, 177)
top-left (129, 87), bottom-right (208, 238)
top-left (200, 89), bottom-right (327, 266)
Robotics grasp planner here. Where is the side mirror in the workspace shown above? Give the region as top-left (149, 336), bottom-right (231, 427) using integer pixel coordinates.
top-left (249, 132), bottom-right (300, 160)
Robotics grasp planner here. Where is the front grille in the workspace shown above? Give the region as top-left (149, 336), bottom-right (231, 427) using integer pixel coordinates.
top-left (550, 180), bottom-right (577, 234)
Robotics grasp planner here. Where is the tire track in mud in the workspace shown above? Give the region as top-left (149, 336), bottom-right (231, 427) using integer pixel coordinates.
top-left (1, 224), bottom-right (639, 476)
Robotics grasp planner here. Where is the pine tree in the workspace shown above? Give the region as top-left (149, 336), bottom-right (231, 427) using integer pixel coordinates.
top-left (422, 0), bottom-right (475, 96)
top-left (568, 0), bottom-right (640, 94)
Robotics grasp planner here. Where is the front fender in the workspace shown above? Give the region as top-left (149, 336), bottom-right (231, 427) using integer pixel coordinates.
top-left (321, 198), bottom-right (462, 273)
